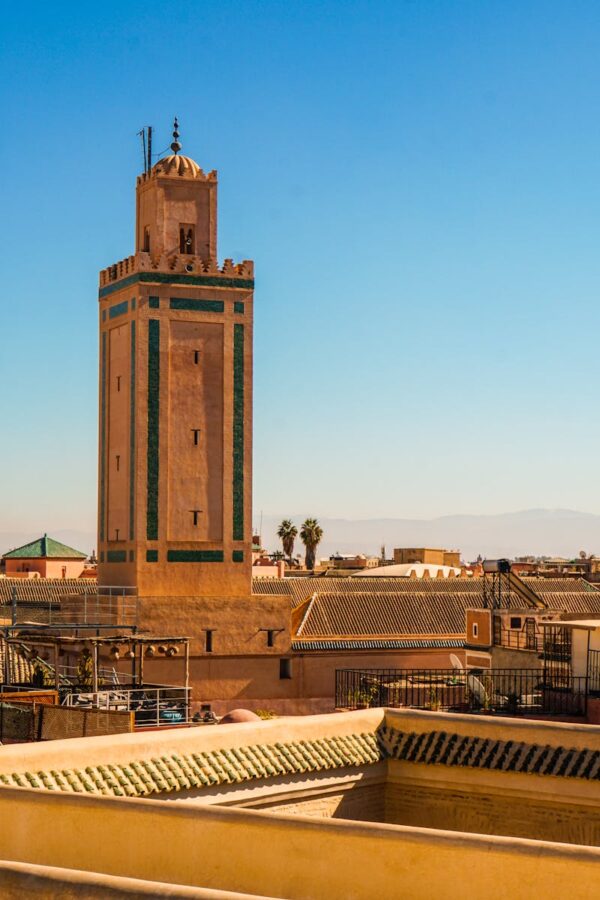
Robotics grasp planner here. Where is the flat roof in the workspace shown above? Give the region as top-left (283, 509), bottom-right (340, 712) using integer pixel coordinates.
top-left (544, 618), bottom-right (600, 629)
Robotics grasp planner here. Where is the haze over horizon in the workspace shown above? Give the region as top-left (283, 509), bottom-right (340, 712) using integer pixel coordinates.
top-left (3, 1), bottom-right (600, 531)
top-left (4, 507), bottom-right (600, 564)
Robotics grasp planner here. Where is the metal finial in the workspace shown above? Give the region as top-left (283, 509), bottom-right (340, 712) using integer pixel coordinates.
top-left (171, 117), bottom-right (182, 154)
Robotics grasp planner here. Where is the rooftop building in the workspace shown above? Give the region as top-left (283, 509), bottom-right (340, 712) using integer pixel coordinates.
top-left (2, 534), bottom-right (87, 579)
top-left (0, 708), bottom-right (599, 896)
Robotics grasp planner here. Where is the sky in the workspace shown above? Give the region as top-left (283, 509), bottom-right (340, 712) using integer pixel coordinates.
top-left (3, 0), bottom-right (600, 539)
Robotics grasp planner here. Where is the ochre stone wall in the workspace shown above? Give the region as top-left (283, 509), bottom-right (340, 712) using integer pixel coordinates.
top-left (0, 785), bottom-right (599, 899)
top-left (385, 775), bottom-right (600, 846)
top-left (239, 781), bottom-right (385, 823)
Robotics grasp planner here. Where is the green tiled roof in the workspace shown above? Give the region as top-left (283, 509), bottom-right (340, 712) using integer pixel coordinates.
top-left (3, 535), bottom-right (87, 560)
top-left (0, 732), bottom-right (382, 797)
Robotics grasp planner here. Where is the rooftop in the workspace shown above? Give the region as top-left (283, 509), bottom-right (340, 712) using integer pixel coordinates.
top-left (2, 535), bottom-right (87, 561)
top-left (0, 709), bottom-right (599, 896)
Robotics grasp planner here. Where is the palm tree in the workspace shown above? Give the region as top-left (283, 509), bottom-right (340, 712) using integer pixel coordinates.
top-left (300, 518), bottom-right (323, 571)
top-left (277, 519), bottom-right (298, 565)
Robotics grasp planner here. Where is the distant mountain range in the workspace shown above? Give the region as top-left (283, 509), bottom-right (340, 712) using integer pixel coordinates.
top-left (258, 509), bottom-right (600, 563)
top-left (2, 509), bottom-right (600, 564)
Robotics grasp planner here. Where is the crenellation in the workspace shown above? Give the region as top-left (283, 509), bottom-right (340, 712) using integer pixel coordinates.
top-left (99, 252), bottom-right (254, 287)
top-left (136, 160), bottom-right (218, 186)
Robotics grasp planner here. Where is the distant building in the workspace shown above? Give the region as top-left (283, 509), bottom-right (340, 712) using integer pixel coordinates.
top-left (393, 547), bottom-right (461, 567)
top-left (327, 554), bottom-right (380, 570)
top-left (2, 534), bottom-right (87, 579)
top-left (353, 562), bottom-right (461, 578)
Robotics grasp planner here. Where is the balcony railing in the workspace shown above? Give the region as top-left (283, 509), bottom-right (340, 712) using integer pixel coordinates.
top-left (4, 586), bottom-right (138, 629)
top-left (335, 667), bottom-right (588, 718)
top-left (62, 685), bottom-right (191, 728)
top-left (589, 650), bottom-right (600, 694)
top-left (495, 629), bottom-right (542, 652)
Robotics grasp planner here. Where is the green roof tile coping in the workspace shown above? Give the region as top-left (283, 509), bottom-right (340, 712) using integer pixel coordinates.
top-left (3, 534), bottom-right (87, 560)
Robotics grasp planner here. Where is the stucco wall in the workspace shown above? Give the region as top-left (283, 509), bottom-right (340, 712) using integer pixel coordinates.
top-left (0, 786), bottom-right (599, 899)
top-left (386, 765), bottom-right (600, 846)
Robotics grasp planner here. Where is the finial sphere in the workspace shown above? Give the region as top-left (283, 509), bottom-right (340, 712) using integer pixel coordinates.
top-left (171, 116), bottom-right (181, 154)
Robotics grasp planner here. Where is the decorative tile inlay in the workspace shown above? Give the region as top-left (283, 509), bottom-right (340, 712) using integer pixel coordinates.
top-left (233, 323), bottom-right (244, 541)
top-left (106, 550), bottom-right (127, 563)
top-left (99, 272), bottom-right (254, 300)
top-left (169, 298), bottom-right (224, 313)
top-left (129, 320), bottom-right (136, 540)
top-left (108, 299), bottom-right (128, 319)
top-left (167, 550), bottom-right (224, 563)
top-left (99, 332), bottom-right (107, 542)
top-left (146, 320), bottom-right (160, 540)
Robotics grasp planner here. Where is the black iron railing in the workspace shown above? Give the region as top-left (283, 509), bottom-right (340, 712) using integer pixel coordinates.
top-left (335, 667), bottom-right (588, 717)
top-left (588, 650), bottom-right (600, 694)
top-left (495, 629), bottom-right (542, 652)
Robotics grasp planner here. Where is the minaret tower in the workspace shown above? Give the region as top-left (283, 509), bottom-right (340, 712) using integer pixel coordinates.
top-left (97, 121), bottom-right (253, 599)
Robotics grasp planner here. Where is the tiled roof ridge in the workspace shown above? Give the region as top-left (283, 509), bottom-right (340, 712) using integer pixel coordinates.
top-left (6, 722), bottom-right (600, 798)
top-left (296, 593), bottom-right (318, 637)
top-left (379, 724), bottom-right (600, 780)
top-left (0, 731), bottom-right (383, 798)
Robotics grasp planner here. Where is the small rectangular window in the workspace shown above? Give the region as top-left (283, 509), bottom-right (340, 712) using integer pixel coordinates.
top-left (194, 350), bottom-right (201, 364)
top-left (510, 617), bottom-right (522, 630)
top-left (205, 630), bottom-right (213, 653)
top-left (267, 630), bottom-right (275, 648)
top-left (116, 375), bottom-right (121, 392)
top-left (472, 623), bottom-right (479, 638)
top-left (279, 658), bottom-right (292, 679)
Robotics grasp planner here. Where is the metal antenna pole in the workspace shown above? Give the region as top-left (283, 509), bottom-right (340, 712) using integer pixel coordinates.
top-left (138, 129), bottom-right (147, 173)
top-left (147, 126), bottom-right (153, 172)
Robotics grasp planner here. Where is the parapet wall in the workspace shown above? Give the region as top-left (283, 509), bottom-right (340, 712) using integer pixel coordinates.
top-left (2, 709), bottom-right (600, 897)
top-left (99, 252), bottom-right (254, 287)
top-left (0, 786), bottom-right (599, 899)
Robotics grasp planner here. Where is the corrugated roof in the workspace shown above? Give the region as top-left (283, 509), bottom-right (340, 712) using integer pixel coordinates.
top-left (254, 577), bottom-right (486, 609)
top-left (3, 535), bottom-right (87, 560)
top-left (0, 579), bottom-right (93, 606)
top-left (521, 577), bottom-right (599, 594)
top-left (295, 591), bottom-right (487, 638)
top-left (292, 639), bottom-right (465, 651)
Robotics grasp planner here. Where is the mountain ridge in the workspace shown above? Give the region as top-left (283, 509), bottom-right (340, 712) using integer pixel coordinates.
top-left (2, 508), bottom-right (600, 564)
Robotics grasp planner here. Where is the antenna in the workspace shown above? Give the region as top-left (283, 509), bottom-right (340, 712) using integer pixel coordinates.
top-left (147, 126), bottom-right (152, 172)
top-left (137, 129), bottom-right (147, 173)
top-left (137, 126), bottom-right (154, 174)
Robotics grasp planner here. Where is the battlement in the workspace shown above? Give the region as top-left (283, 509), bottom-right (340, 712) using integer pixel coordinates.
top-left (136, 159), bottom-right (218, 186)
top-left (99, 252), bottom-right (254, 287)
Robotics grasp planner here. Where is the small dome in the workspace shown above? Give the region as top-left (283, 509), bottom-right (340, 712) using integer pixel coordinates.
top-left (152, 154), bottom-right (202, 178)
top-left (219, 708), bottom-right (261, 725)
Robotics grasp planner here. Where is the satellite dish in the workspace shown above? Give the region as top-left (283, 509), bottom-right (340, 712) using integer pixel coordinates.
top-left (467, 674), bottom-right (489, 706)
top-left (580, 550), bottom-right (588, 559)
top-left (450, 654), bottom-right (464, 670)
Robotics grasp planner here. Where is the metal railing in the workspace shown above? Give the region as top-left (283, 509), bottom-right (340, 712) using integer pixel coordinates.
top-left (4, 586), bottom-right (138, 628)
top-left (62, 685), bottom-right (191, 728)
top-left (589, 650), bottom-right (600, 694)
top-left (495, 629), bottom-right (542, 652)
top-left (335, 667), bottom-right (588, 717)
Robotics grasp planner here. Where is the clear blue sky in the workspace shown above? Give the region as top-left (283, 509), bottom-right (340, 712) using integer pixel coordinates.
top-left (2, 0), bottom-right (600, 538)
